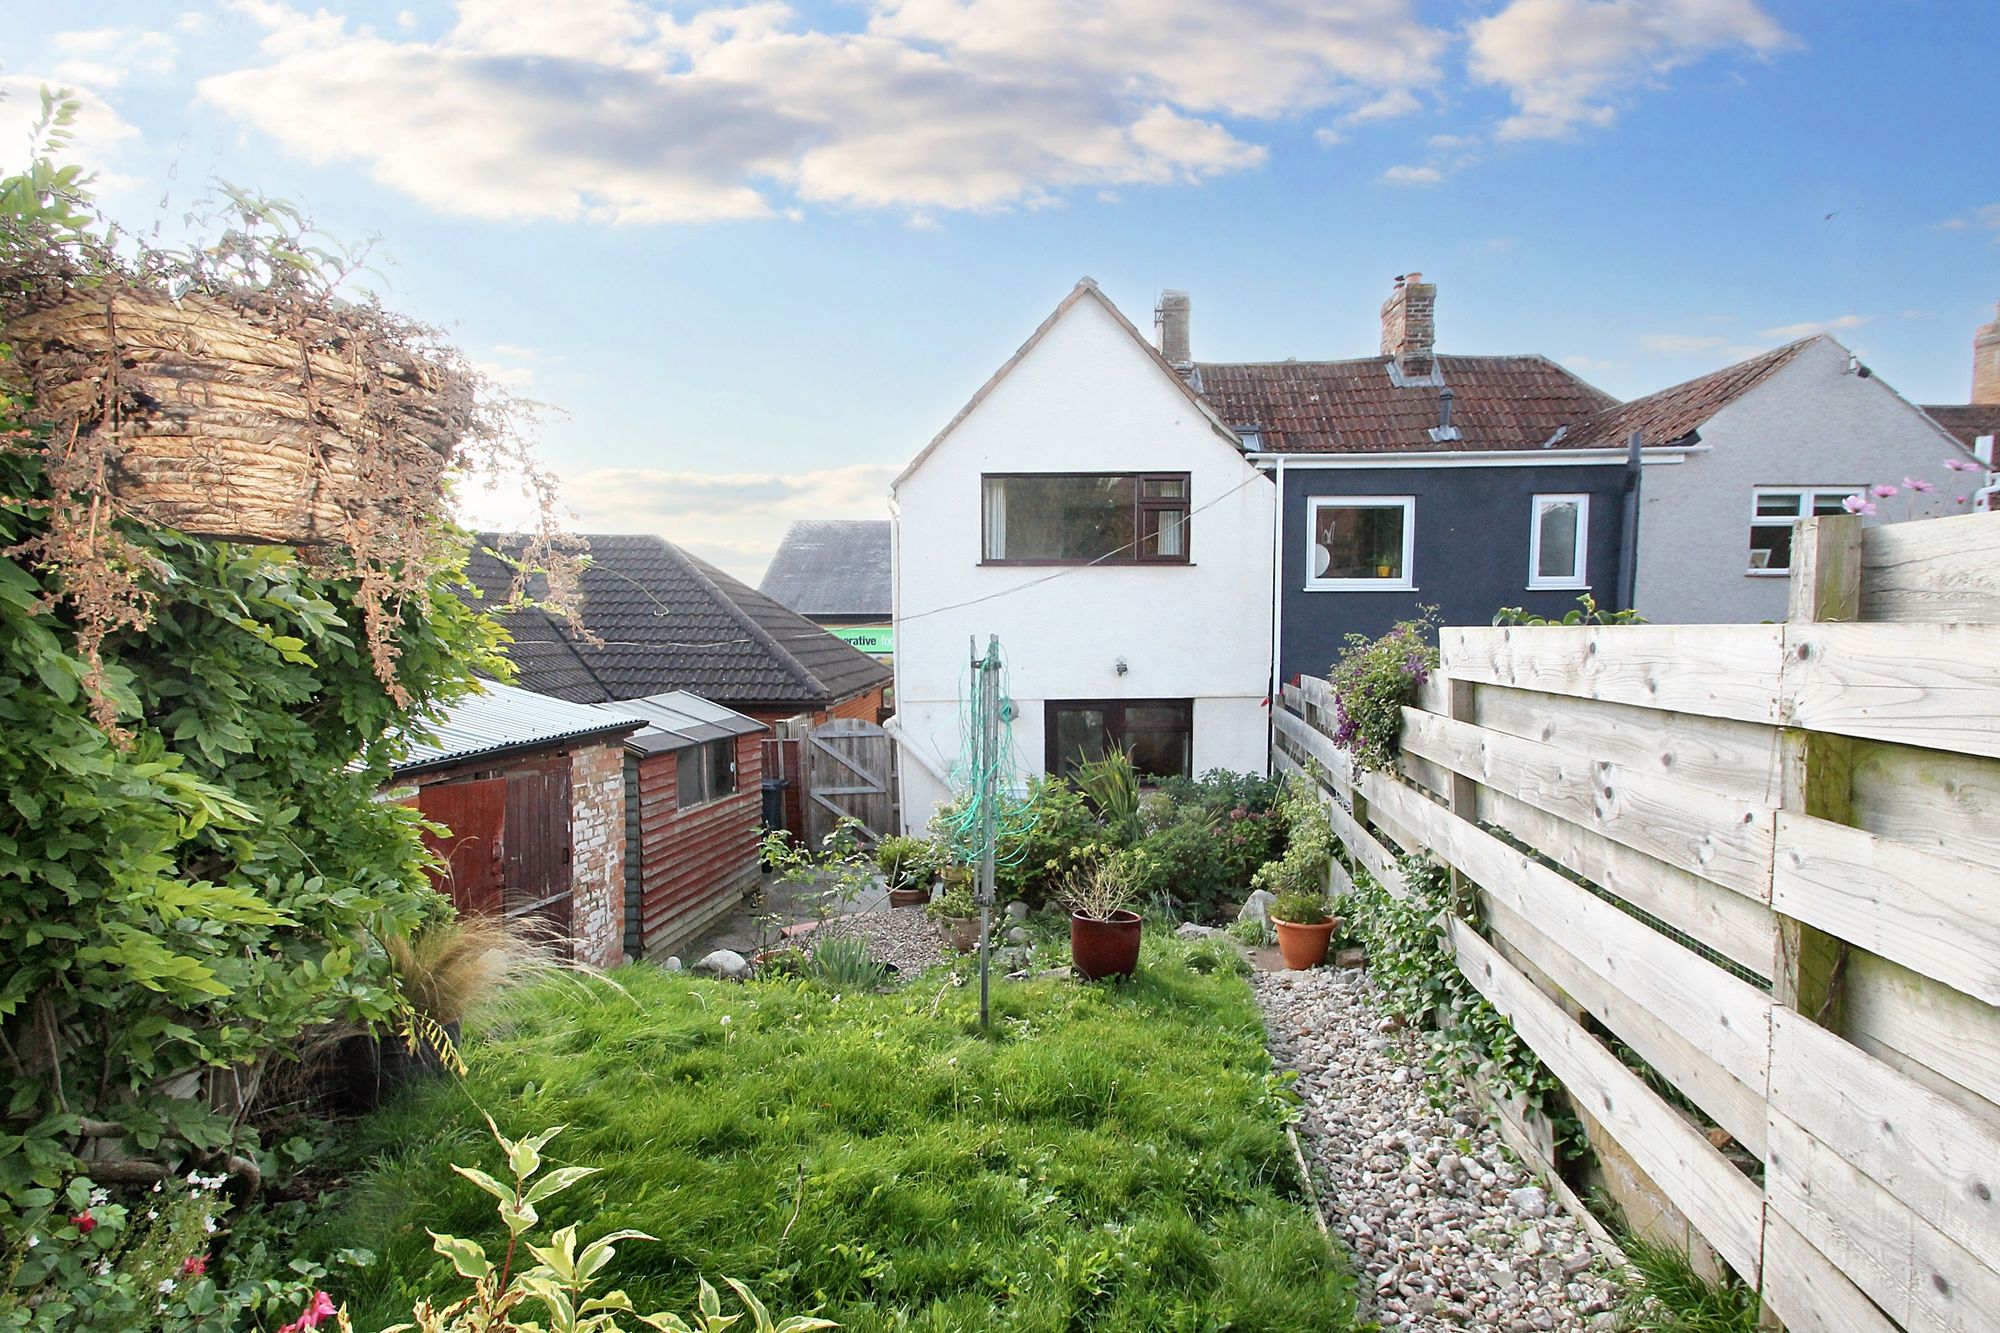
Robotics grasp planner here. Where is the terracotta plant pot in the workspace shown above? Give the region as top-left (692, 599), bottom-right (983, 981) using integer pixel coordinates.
top-left (888, 886), bottom-right (931, 908)
top-left (1271, 917), bottom-right (1338, 970)
top-left (940, 916), bottom-right (983, 953)
top-left (1070, 909), bottom-right (1143, 981)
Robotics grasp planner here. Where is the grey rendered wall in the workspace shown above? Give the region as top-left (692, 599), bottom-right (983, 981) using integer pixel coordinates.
top-left (1634, 338), bottom-right (1967, 623)
top-left (1280, 462), bottom-right (1629, 684)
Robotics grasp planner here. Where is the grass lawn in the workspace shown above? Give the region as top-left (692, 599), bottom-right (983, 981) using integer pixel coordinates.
top-left (315, 934), bottom-right (1358, 1331)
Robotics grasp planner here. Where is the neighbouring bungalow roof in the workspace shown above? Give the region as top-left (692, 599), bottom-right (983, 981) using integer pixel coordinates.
top-left (468, 533), bottom-right (892, 711)
top-left (391, 680), bottom-right (640, 777)
top-left (1558, 339), bottom-right (1816, 450)
top-left (1922, 403), bottom-right (2000, 451)
top-left (1191, 354), bottom-right (1618, 454)
top-left (759, 519), bottom-right (891, 619)
top-left (592, 690), bottom-right (767, 758)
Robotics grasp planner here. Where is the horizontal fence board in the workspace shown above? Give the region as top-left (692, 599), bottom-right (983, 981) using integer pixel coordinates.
top-left (1844, 951), bottom-right (2000, 1128)
top-left (1767, 1105), bottom-right (2000, 1331)
top-left (1473, 785), bottom-right (1775, 980)
top-left (1362, 772), bottom-right (1772, 1095)
top-left (1401, 708), bottom-right (1775, 902)
top-left (1442, 625), bottom-right (1788, 725)
top-left (1858, 511), bottom-right (2000, 625)
top-left (1450, 920), bottom-right (1766, 1283)
top-left (1273, 707), bottom-right (1353, 789)
top-left (1486, 898), bottom-right (1768, 1157)
top-left (1784, 623), bottom-right (2000, 760)
top-left (1760, 1212), bottom-right (1900, 1333)
top-left (1770, 1009), bottom-right (2000, 1271)
top-left (1470, 682), bottom-right (1784, 806)
top-left (1849, 739), bottom-right (2000, 871)
top-left (1773, 813), bottom-right (2000, 1006)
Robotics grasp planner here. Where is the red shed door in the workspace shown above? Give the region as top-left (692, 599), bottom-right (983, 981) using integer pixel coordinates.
top-left (415, 778), bottom-right (507, 916)
top-left (503, 765), bottom-right (574, 951)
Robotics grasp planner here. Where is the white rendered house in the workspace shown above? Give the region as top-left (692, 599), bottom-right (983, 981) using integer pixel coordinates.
top-left (888, 279), bottom-right (1275, 829)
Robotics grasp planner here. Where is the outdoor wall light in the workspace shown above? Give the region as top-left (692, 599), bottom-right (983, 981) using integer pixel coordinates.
top-left (1114, 656), bottom-right (1129, 676)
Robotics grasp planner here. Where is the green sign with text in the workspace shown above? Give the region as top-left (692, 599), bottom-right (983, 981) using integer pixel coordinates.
top-left (829, 625), bottom-right (893, 655)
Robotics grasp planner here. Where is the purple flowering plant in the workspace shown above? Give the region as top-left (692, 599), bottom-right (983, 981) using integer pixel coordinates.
top-left (1326, 614), bottom-right (1439, 774)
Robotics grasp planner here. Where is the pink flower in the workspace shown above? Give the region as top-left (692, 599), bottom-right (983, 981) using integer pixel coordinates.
top-left (1946, 458), bottom-right (1980, 472)
top-left (1956, 496), bottom-right (1970, 505)
top-left (1871, 483), bottom-right (1899, 498)
top-left (278, 1292), bottom-right (338, 1333)
top-left (182, 1255), bottom-right (207, 1277)
top-left (70, 1211), bottom-right (95, 1234)
top-left (1905, 477), bottom-right (1935, 493)
top-left (1841, 495), bottom-right (1878, 516)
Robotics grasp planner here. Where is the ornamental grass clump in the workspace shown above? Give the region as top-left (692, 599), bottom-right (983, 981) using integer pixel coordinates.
top-left (1326, 614), bottom-right (1439, 772)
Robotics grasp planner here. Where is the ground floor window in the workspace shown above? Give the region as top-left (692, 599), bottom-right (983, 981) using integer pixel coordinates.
top-left (676, 738), bottom-right (737, 808)
top-left (1045, 699), bottom-right (1192, 782)
top-left (1749, 487), bottom-right (1861, 573)
top-left (1307, 496), bottom-right (1415, 590)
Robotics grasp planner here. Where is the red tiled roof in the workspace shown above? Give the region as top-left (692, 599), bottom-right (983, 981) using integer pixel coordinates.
top-left (1190, 354), bottom-right (1617, 453)
top-left (1561, 339), bottom-right (1815, 450)
top-left (1922, 404), bottom-right (2000, 450)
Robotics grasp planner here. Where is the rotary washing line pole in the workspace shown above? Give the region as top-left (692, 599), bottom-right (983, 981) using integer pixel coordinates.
top-left (973, 634), bottom-right (1000, 1031)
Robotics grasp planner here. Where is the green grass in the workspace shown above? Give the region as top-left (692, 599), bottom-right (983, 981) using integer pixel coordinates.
top-left (1615, 1231), bottom-right (1761, 1331)
top-left (313, 935), bottom-right (1357, 1331)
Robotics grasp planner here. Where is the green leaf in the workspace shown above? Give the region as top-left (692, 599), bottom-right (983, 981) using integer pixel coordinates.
top-left (451, 1164), bottom-right (515, 1203)
top-left (428, 1230), bottom-right (492, 1280)
top-left (523, 1165), bottom-right (599, 1206)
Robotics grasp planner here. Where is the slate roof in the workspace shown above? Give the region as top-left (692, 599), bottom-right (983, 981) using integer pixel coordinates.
top-left (467, 534), bottom-right (892, 710)
top-left (1922, 404), bottom-right (2000, 450)
top-left (1560, 339), bottom-right (1816, 450)
top-left (391, 681), bottom-right (640, 776)
top-left (759, 520), bottom-right (891, 619)
top-left (1190, 354), bottom-right (1617, 453)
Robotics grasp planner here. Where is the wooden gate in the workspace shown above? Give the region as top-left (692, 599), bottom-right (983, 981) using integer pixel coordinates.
top-left (805, 719), bottom-right (896, 844)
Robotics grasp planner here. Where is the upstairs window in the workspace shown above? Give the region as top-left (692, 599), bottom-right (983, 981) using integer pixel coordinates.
top-left (676, 739), bottom-right (736, 808)
top-left (1306, 496), bottom-right (1415, 591)
top-left (1749, 487), bottom-right (1860, 574)
top-left (982, 473), bottom-right (1190, 564)
top-left (1528, 494), bottom-right (1590, 589)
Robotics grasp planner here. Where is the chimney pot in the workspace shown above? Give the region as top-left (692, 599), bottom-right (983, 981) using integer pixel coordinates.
top-left (1156, 289), bottom-right (1192, 366)
top-left (1381, 270), bottom-right (1437, 380)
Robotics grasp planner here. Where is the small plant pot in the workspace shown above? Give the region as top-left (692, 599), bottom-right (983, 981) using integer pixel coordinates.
top-left (1070, 909), bottom-right (1142, 981)
top-left (940, 915), bottom-right (983, 953)
top-left (1271, 917), bottom-right (1337, 970)
top-left (888, 885), bottom-right (931, 909)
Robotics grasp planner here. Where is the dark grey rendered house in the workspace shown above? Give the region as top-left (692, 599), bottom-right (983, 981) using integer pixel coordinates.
top-left (1158, 275), bottom-right (1639, 686)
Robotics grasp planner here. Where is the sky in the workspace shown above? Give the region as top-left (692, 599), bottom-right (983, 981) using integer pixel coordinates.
top-left (6, 0), bottom-right (1997, 581)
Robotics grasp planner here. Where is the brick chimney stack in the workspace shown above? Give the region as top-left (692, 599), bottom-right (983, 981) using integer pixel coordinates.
top-left (1156, 289), bottom-right (1191, 365)
top-left (1975, 300), bottom-right (2000, 404)
top-left (1381, 272), bottom-right (1437, 379)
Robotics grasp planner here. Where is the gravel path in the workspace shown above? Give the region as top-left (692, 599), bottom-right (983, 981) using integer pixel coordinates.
top-left (814, 905), bottom-right (945, 976)
top-left (1257, 966), bottom-right (1622, 1331)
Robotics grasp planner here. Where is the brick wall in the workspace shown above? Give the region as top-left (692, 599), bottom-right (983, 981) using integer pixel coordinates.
top-left (567, 740), bottom-right (628, 970)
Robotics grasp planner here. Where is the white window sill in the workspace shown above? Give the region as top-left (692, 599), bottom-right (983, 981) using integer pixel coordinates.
top-left (1304, 581), bottom-right (1418, 593)
top-left (1745, 569), bottom-right (1792, 578)
top-left (1527, 580), bottom-right (1589, 591)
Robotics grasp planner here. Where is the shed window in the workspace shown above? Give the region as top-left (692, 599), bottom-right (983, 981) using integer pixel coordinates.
top-left (1528, 494), bottom-right (1590, 589)
top-left (982, 473), bottom-right (1190, 564)
top-left (676, 739), bottom-right (737, 808)
top-left (1749, 487), bottom-right (1861, 574)
top-left (1045, 699), bottom-right (1192, 783)
top-left (1306, 496), bottom-right (1415, 590)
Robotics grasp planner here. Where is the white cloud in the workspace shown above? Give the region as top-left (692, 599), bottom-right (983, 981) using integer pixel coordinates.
top-left (1562, 353), bottom-right (1616, 371)
top-left (1379, 164), bottom-right (1444, 186)
top-left (1312, 126), bottom-right (1346, 147)
top-left (1640, 332), bottom-right (1728, 354)
top-left (1468, 0), bottom-right (1789, 141)
top-left (49, 28), bottom-right (179, 87)
top-left (1760, 314), bottom-right (1868, 339)
top-left (463, 461), bottom-right (898, 582)
top-left (1936, 203), bottom-right (2000, 240)
top-left (196, 0), bottom-right (1448, 223)
top-left (1341, 87), bottom-right (1423, 123)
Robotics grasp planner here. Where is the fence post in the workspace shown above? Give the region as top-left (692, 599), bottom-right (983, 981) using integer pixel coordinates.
top-left (1776, 514), bottom-right (1864, 1026)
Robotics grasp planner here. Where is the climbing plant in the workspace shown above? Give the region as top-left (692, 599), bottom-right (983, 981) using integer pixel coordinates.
top-left (1325, 614), bottom-right (1437, 773)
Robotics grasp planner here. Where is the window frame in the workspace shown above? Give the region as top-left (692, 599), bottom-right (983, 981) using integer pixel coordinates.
top-left (980, 471), bottom-right (1192, 567)
top-left (675, 738), bottom-right (737, 809)
top-left (1527, 492), bottom-right (1591, 590)
top-left (1748, 486), bottom-right (1863, 576)
top-left (1043, 698), bottom-right (1194, 784)
top-left (1303, 495), bottom-right (1417, 592)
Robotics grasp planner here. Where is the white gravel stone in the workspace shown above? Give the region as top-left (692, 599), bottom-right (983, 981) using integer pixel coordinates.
top-left (1255, 966), bottom-right (1618, 1331)
top-left (815, 908), bottom-right (945, 976)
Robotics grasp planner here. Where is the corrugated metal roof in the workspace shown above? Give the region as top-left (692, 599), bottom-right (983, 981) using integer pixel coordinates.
top-left (592, 690), bottom-right (767, 757)
top-left (391, 681), bottom-right (640, 776)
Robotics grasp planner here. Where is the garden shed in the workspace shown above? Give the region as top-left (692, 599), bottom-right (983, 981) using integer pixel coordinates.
top-left (388, 682), bottom-right (640, 970)
top-left (592, 691), bottom-right (769, 959)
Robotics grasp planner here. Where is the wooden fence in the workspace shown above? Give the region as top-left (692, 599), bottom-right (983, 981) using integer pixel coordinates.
top-left (1273, 511), bottom-right (2000, 1332)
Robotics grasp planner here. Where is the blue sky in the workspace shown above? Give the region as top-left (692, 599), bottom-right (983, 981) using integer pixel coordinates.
top-left (7, 0), bottom-right (1996, 579)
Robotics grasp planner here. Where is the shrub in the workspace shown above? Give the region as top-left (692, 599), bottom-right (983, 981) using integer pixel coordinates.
top-left (924, 883), bottom-right (978, 922)
top-left (871, 836), bottom-right (932, 893)
top-left (1070, 752), bottom-right (1143, 844)
top-left (1058, 860), bottom-right (1136, 922)
top-left (1249, 778), bottom-right (1334, 900)
top-left (1269, 891), bottom-right (1331, 926)
top-left (1326, 615), bottom-right (1438, 772)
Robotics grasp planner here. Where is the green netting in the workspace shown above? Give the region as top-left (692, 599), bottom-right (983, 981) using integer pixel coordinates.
top-left (936, 637), bottom-right (1040, 875)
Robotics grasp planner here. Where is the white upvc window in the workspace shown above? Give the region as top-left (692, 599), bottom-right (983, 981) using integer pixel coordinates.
top-left (1528, 493), bottom-right (1590, 590)
top-left (1306, 496), bottom-right (1415, 591)
top-left (1748, 487), bottom-right (1863, 575)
